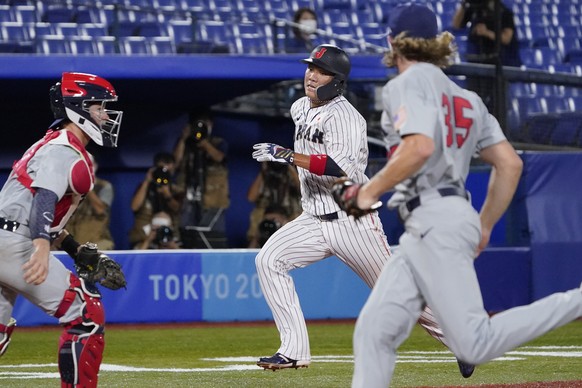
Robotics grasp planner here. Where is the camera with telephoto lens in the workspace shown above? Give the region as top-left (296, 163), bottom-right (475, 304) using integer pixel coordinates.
top-left (190, 120), bottom-right (209, 143)
top-left (153, 166), bottom-right (171, 186)
top-left (258, 219), bottom-right (282, 247)
top-left (155, 225), bottom-right (174, 245)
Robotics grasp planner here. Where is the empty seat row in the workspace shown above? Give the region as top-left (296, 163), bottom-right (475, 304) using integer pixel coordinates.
top-left (514, 112), bottom-right (582, 146)
top-left (33, 35), bottom-right (176, 55)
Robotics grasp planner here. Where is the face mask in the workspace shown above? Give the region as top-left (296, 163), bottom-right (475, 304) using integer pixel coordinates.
top-left (299, 19), bottom-right (317, 34)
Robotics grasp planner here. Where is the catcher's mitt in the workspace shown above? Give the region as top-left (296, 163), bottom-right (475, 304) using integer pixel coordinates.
top-left (331, 177), bottom-right (382, 219)
top-left (75, 243), bottom-right (127, 290)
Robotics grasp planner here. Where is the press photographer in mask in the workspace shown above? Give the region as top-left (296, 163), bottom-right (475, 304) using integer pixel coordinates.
top-left (173, 111), bottom-right (230, 248)
top-left (129, 152), bottom-right (182, 249)
top-left (247, 162), bottom-right (301, 248)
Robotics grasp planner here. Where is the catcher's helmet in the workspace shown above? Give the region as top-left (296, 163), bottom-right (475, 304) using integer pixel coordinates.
top-left (301, 44), bottom-right (351, 101)
top-left (49, 72), bottom-right (123, 147)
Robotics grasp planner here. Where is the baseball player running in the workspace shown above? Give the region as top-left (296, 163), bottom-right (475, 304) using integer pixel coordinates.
top-left (331, 5), bottom-right (582, 387)
top-left (252, 44), bottom-right (474, 376)
top-left (0, 72), bottom-right (126, 387)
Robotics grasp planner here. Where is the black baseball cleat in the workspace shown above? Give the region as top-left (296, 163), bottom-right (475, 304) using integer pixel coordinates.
top-left (257, 352), bottom-right (310, 371)
top-left (456, 359), bottom-right (475, 378)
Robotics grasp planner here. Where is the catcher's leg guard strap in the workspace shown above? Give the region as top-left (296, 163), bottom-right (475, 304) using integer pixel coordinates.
top-left (0, 317), bottom-right (16, 357)
top-left (58, 276), bottom-right (105, 388)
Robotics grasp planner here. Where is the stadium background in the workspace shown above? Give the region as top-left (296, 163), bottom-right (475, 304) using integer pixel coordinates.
top-left (1, 0), bottom-right (582, 325)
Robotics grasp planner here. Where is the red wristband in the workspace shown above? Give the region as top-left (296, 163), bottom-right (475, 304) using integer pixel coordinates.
top-left (309, 154), bottom-right (327, 176)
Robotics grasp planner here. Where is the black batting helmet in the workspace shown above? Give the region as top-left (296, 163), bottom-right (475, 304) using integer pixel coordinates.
top-left (301, 44), bottom-right (351, 101)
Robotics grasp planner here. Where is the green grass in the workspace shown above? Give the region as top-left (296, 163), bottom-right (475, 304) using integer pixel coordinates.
top-left (1, 320), bottom-right (581, 387)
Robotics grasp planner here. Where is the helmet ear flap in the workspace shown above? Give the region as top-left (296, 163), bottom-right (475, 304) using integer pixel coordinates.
top-left (49, 83), bottom-right (66, 120)
top-left (315, 76), bottom-right (346, 101)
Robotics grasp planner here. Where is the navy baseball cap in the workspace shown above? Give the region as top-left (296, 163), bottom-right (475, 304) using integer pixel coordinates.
top-left (388, 3), bottom-right (438, 39)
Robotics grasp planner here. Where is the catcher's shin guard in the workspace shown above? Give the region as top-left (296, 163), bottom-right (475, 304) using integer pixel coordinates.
top-left (58, 275), bottom-right (105, 388)
top-left (0, 317), bottom-right (17, 356)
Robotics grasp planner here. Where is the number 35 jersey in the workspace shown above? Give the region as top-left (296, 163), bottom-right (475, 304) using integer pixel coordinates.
top-left (381, 62), bottom-right (507, 205)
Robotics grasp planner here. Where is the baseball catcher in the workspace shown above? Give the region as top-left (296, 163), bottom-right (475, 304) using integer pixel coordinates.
top-left (331, 177), bottom-right (382, 219)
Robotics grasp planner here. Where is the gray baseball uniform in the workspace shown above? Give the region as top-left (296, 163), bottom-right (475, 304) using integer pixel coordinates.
top-left (0, 130), bottom-right (92, 327)
top-left (352, 62), bottom-right (582, 387)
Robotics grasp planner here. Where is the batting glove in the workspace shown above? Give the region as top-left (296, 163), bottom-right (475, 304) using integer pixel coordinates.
top-left (252, 143), bottom-right (294, 164)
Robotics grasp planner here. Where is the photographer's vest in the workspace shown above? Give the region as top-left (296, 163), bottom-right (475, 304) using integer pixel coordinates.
top-left (65, 178), bottom-right (114, 249)
top-left (204, 137), bottom-right (230, 209)
top-left (12, 129), bottom-right (94, 233)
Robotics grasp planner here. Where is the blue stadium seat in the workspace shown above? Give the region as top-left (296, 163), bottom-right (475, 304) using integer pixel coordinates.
top-left (70, 36), bottom-right (97, 55)
top-left (352, 10), bottom-right (377, 24)
top-left (557, 37), bottom-right (581, 59)
top-left (14, 5), bottom-right (38, 23)
top-left (112, 21), bottom-right (140, 37)
top-left (75, 7), bottom-right (102, 24)
top-left (2, 22), bottom-right (34, 42)
top-left (195, 20), bottom-right (230, 46)
top-left (237, 34), bottom-right (272, 54)
top-left (43, 6), bottom-right (75, 23)
top-left (169, 19), bottom-right (194, 45)
top-left (0, 5), bottom-right (14, 23)
top-left (118, 36), bottom-right (150, 55)
top-left (81, 23), bottom-right (108, 37)
top-left (149, 36), bottom-right (176, 54)
top-left (515, 96), bottom-right (547, 122)
top-left (36, 35), bottom-right (72, 54)
top-left (139, 22), bottom-right (169, 37)
top-left (94, 36), bottom-right (117, 54)
top-left (321, 9), bottom-right (350, 25)
top-left (545, 97), bottom-right (573, 113)
top-left (550, 112), bottom-right (582, 146)
top-left (56, 23), bottom-right (81, 37)
top-left (34, 22), bottom-right (57, 37)
top-left (566, 49), bottom-right (582, 65)
top-left (522, 113), bottom-right (559, 144)
top-left (316, 0), bottom-right (353, 10)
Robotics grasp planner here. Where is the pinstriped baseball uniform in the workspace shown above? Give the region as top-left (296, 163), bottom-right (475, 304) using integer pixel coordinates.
top-left (255, 94), bottom-right (391, 361)
top-left (352, 61), bottom-right (582, 387)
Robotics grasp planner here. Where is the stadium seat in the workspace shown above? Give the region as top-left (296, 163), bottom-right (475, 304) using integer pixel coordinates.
top-left (0, 5), bottom-right (14, 23)
top-left (565, 49), bottom-right (582, 65)
top-left (56, 23), bottom-right (81, 37)
top-left (316, 0), bottom-right (353, 10)
top-left (550, 112), bottom-right (582, 146)
top-left (321, 9), bottom-right (350, 24)
top-left (557, 37), bottom-right (581, 60)
top-left (112, 21), bottom-right (141, 37)
top-left (70, 36), bottom-right (97, 55)
top-left (2, 22), bottom-right (34, 42)
top-left (42, 6), bottom-right (75, 23)
top-left (94, 36), bottom-right (117, 54)
top-left (118, 36), bottom-right (150, 55)
top-left (236, 34), bottom-right (272, 54)
top-left (13, 5), bottom-right (38, 23)
top-left (545, 97), bottom-right (573, 113)
top-left (169, 19), bottom-right (194, 45)
top-left (194, 20), bottom-right (230, 46)
top-left (34, 22), bottom-right (56, 37)
top-left (149, 36), bottom-right (176, 54)
top-left (81, 23), bottom-right (108, 37)
top-left (139, 22), bottom-right (169, 37)
top-left (36, 35), bottom-right (72, 54)
top-left (74, 7), bottom-right (99, 24)
top-left (522, 113), bottom-right (559, 145)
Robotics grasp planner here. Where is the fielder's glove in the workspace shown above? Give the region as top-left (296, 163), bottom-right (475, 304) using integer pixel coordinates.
top-left (252, 143), bottom-right (294, 164)
top-left (75, 243), bottom-right (127, 290)
top-left (331, 177), bottom-right (382, 220)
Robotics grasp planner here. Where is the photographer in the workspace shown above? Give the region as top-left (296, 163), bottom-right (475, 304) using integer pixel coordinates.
top-left (128, 152), bottom-right (182, 249)
top-left (173, 111), bottom-right (230, 248)
top-left (133, 211), bottom-right (180, 249)
top-left (452, 0), bottom-right (521, 113)
top-left (247, 162), bottom-right (301, 248)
